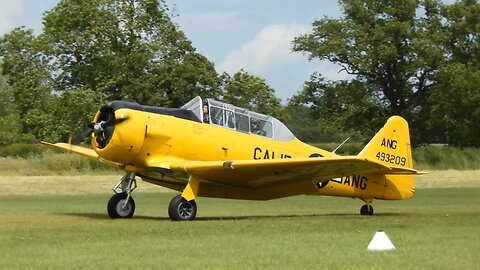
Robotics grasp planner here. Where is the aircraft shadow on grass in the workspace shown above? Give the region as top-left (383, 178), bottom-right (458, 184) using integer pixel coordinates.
top-left (62, 212), bottom-right (408, 222)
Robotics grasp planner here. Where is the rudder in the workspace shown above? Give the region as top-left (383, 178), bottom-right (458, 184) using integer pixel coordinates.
top-left (358, 116), bottom-right (413, 169)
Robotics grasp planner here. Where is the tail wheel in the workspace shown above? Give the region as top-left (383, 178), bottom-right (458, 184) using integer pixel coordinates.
top-left (360, 204), bottom-right (374, 216)
top-left (168, 195), bottom-right (197, 221)
top-left (107, 193), bottom-right (135, 218)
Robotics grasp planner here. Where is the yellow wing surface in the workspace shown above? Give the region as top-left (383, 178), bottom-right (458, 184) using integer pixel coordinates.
top-left (40, 141), bottom-right (124, 169)
top-left (173, 157), bottom-right (397, 188)
top-left (41, 142), bottom-right (98, 159)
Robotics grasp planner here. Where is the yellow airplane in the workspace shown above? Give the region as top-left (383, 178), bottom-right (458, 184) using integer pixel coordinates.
top-left (42, 96), bottom-right (420, 221)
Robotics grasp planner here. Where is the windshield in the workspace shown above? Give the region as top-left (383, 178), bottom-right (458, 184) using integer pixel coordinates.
top-left (182, 97), bottom-right (295, 142)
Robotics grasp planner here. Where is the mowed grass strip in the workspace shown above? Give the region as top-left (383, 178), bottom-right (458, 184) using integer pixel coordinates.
top-left (3, 169), bottom-right (480, 196)
top-left (0, 172), bottom-right (479, 269)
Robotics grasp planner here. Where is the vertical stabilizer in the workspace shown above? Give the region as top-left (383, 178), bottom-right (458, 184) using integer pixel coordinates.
top-left (358, 116), bottom-right (413, 170)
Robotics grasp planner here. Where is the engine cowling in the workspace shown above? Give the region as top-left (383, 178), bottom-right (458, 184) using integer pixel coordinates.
top-left (92, 101), bottom-right (146, 165)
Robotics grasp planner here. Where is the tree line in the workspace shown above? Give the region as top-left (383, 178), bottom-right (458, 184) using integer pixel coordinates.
top-left (0, 0), bottom-right (479, 147)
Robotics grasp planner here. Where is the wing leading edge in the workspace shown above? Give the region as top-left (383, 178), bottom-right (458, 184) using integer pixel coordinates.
top-left (40, 141), bottom-right (124, 169)
top-left (41, 142), bottom-right (98, 159)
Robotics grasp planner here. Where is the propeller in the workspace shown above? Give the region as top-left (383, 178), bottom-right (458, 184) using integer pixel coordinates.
top-left (71, 106), bottom-right (127, 147)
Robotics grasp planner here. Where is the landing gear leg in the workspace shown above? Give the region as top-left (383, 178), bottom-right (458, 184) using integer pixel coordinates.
top-left (107, 173), bottom-right (137, 218)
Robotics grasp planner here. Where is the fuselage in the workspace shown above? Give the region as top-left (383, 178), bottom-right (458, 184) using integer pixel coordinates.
top-left (90, 100), bottom-right (415, 202)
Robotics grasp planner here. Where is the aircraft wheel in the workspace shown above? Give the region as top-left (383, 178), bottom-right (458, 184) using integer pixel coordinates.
top-left (168, 195), bottom-right (197, 221)
top-left (107, 193), bottom-right (135, 218)
top-left (360, 204), bottom-right (374, 216)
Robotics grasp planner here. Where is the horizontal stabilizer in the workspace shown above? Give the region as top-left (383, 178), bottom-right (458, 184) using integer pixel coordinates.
top-left (387, 167), bottom-right (420, 175)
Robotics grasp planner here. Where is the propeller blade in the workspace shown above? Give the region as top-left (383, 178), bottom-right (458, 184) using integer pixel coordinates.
top-left (71, 123), bottom-right (94, 145)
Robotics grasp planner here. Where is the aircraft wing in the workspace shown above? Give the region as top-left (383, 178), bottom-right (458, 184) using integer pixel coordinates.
top-left (41, 142), bottom-right (99, 159)
top-left (171, 157), bottom-right (418, 189)
top-left (40, 141), bottom-right (123, 168)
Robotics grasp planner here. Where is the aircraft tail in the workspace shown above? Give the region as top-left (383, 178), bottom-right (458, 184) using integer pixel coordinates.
top-left (358, 116), bottom-right (416, 199)
top-left (358, 116), bottom-right (413, 170)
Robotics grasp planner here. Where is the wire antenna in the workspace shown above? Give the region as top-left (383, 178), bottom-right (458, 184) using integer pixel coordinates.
top-left (332, 137), bottom-right (350, 154)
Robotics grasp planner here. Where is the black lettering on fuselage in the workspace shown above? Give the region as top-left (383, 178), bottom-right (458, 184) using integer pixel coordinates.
top-left (344, 176), bottom-right (351, 186)
top-left (253, 147), bottom-right (291, 160)
top-left (342, 175), bottom-right (368, 190)
top-left (254, 147), bottom-right (262, 160)
top-left (381, 138), bottom-right (397, 149)
top-left (263, 149), bottom-right (271, 159)
top-left (360, 176), bottom-right (367, 189)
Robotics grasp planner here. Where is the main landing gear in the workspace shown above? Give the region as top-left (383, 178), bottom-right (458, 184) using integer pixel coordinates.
top-left (360, 204), bottom-right (374, 216)
top-left (107, 173), bottom-right (198, 221)
top-left (107, 173), bottom-right (137, 218)
top-left (168, 194), bottom-right (197, 221)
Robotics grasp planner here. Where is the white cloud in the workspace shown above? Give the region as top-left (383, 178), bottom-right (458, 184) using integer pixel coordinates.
top-left (219, 24), bottom-right (310, 74)
top-left (0, 0), bottom-right (24, 34)
top-left (217, 23), bottom-right (355, 102)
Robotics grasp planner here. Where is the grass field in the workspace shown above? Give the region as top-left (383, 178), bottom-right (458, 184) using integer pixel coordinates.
top-left (1, 172), bottom-right (479, 269)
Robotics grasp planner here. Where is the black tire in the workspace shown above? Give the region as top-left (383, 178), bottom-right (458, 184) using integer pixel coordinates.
top-left (168, 195), bottom-right (197, 221)
top-left (360, 204), bottom-right (374, 216)
top-left (107, 193), bottom-right (135, 219)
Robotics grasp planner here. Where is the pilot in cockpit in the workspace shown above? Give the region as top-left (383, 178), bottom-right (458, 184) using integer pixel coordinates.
top-left (250, 118), bottom-right (266, 136)
top-left (202, 104), bottom-right (210, 123)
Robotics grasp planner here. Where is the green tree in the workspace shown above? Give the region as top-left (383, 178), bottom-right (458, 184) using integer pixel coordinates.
top-left (289, 74), bottom-right (384, 141)
top-left (282, 103), bottom-right (358, 143)
top-left (442, 0), bottom-right (480, 65)
top-left (40, 0), bottom-right (221, 106)
top-left (0, 69), bottom-right (22, 145)
top-left (0, 28), bottom-right (56, 142)
top-left (292, 0), bottom-right (447, 143)
top-left (427, 64), bottom-right (480, 146)
top-left (424, 0), bottom-right (480, 146)
top-left (222, 70), bottom-right (283, 119)
top-left (47, 88), bottom-right (106, 142)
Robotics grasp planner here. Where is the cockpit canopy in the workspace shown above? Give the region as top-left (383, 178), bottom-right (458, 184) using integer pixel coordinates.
top-left (181, 97), bottom-right (295, 142)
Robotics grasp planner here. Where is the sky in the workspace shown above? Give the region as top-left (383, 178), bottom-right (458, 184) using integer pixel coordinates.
top-left (0, 0), bottom-right (455, 103)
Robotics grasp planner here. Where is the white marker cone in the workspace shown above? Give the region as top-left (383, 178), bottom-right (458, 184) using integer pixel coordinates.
top-left (367, 230), bottom-right (396, 251)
